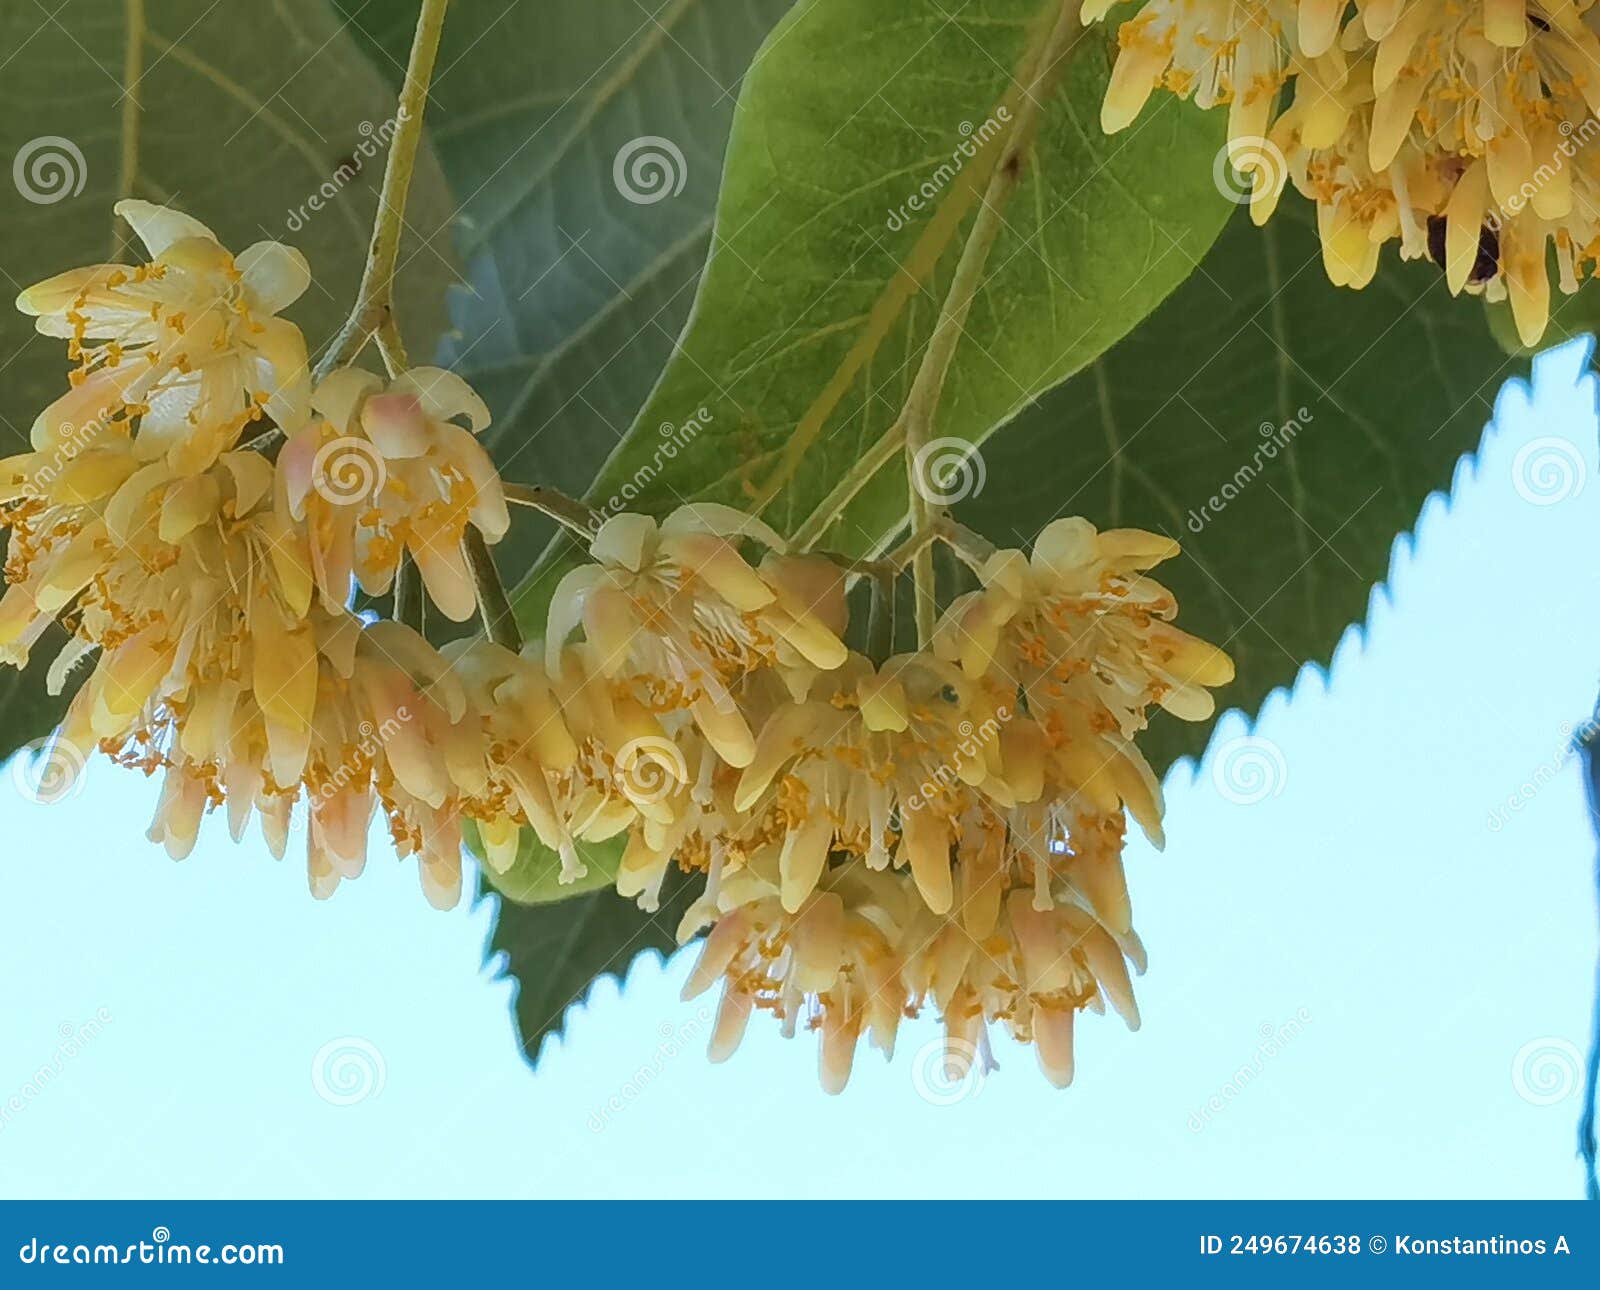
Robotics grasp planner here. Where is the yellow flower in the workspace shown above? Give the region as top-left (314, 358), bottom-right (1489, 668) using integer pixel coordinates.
top-left (337, 619), bottom-right (482, 909)
top-left (2, 446), bottom-right (315, 786)
top-left (277, 366), bottom-right (505, 620)
top-left (545, 504), bottom-right (848, 766)
top-left (448, 639), bottom-right (587, 883)
top-left (16, 200), bottom-right (310, 475)
top-left (1094, 0), bottom-right (1306, 142)
top-left (614, 724), bottom-right (746, 915)
top-left (733, 650), bottom-right (1022, 916)
top-left (611, 670), bottom-right (824, 919)
top-left (681, 862), bottom-right (922, 1094)
top-left (926, 518), bottom-right (1230, 934)
top-left (682, 858), bottom-right (1144, 1092)
top-left (98, 594), bottom-right (337, 864)
top-left (936, 517), bottom-right (1232, 730)
top-left (1093, 0), bottom-right (1600, 344)
top-left (910, 890), bottom-right (1144, 1089)
top-left (513, 641), bottom-right (696, 885)
top-left (135, 614), bottom-right (486, 907)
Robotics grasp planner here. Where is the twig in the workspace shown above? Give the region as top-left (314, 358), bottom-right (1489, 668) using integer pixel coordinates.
top-left (110, 0), bottom-right (144, 259)
top-left (312, 0), bottom-right (449, 384)
top-left (908, 486), bottom-right (937, 646)
top-left (886, 522), bottom-right (944, 572)
top-left (906, 0), bottom-right (1084, 642)
top-left (464, 525), bottom-right (522, 652)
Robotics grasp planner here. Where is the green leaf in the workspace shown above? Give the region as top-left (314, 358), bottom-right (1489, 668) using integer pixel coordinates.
top-left (960, 200), bottom-right (1517, 772)
top-left (488, 865), bottom-right (700, 1064)
top-left (523, 0), bottom-right (1231, 588)
top-left (332, 0), bottom-right (796, 580)
top-left (0, 0), bottom-right (457, 759)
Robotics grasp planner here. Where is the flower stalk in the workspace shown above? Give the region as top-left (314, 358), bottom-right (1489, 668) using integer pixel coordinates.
top-left (866, 572), bottom-right (895, 664)
top-left (313, 0), bottom-right (450, 383)
top-left (395, 556), bottom-right (423, 632)
top-left (503, 483), bottom-right (603, 538)
top-left (464, 524), bottom-right (522, 652)
top-left (310, 0), bottom-right (521, 656)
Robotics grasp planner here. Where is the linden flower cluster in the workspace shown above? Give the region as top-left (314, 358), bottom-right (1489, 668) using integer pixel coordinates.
top-left (659, 519), bottom-right (1234, 1092)
top-left (1, 201), bottom-right (1233, 1093)
top-left (1091, 0), bottom-right (1600, 346)
top-left (0, 201), bottom-right (520, 909)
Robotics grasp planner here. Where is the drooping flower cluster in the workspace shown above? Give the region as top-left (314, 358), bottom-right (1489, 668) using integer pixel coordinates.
top-left (3, 202), bottom-right (1234, 1093)
top-left (648, 518), bottom-right (1233, 1092)
top-left (1, 201), bottom-right (517, 909)
top-left (1091, 0), bottom-right (1600, 344)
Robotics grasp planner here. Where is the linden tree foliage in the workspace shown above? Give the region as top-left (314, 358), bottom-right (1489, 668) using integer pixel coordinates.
top-left (471, 1), bottom-right (1520, 1062)
top-left (0, 0), bottom-right (1540, 1068)
top-left (465, 0), bottom-right (1227, 1058)
top-left (0, 0), bottom-right (456, 759)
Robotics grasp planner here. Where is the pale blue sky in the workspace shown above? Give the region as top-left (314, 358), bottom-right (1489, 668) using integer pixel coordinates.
top-left (2, 342), bottom-right (1597, 1200)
